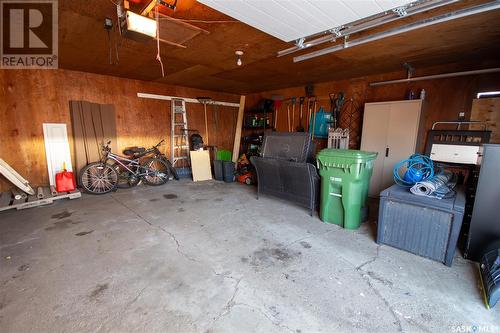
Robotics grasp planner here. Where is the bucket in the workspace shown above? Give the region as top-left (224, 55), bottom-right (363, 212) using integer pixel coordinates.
top-left (176, 167), bottom-right (192, 179)
top-left (213, 160), bottom-right (224, 181)
top-left (222, 161), bottom-right (235, 182)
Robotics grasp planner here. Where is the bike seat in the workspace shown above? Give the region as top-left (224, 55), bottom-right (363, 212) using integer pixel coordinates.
top-left (123, 147), bottom-right (146, 156)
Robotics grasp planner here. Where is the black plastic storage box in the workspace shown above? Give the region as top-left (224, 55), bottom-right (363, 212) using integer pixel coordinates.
top-left (377, 184), bottom-right (465, 266)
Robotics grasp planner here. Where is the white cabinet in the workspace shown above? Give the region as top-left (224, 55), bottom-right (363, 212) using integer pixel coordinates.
top-left (361, 100), bottom-right (423, 197)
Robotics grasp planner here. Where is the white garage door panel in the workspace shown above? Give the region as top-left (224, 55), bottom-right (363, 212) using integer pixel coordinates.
top-left (199, 0), bottom-right (414, 42)
top-left (311, 1), bottom-right (359, 25)
top-left (244, 1), bottom-right (307, 36)
top-left (274, 1), bottom-right (335, 31)
top-left (200, 0), bottom-right (292, 40)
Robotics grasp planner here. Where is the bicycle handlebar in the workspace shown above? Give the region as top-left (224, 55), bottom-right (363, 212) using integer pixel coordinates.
top-left (154, 139), bottom-right (165, 148)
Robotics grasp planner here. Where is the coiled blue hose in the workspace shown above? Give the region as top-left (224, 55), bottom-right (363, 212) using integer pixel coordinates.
top-left (393, 154), bottom-right (435, 187)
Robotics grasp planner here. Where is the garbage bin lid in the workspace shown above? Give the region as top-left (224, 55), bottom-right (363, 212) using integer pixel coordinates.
top-left (317, 149), bottom-right (378, 162)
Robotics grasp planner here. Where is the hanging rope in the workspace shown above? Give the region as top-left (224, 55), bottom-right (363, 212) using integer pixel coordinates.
top-left (155, 5), bottom-right (165, 77)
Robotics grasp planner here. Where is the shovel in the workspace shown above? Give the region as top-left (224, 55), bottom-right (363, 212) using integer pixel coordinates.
top-left (307, 97), bottom-right (315, 132)
top-left (311, 100), bottom-right (318, 140)
top-left (273, 100), bottom-right (282, 130)
top-left (296, 96), bottom-right (305, 132)
top-left (287, 103), bottom-right (291, 132)
top-left (291, 97), bottom-right (297, 132)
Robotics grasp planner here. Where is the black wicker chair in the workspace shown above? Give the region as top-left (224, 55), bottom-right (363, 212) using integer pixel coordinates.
top-left (250, 132), bottom-right (319, 216)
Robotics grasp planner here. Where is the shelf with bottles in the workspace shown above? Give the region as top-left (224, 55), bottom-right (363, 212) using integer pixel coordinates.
top-left (243, 113), bottom-right (274, 130)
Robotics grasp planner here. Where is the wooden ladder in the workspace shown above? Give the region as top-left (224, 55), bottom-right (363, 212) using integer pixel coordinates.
top-left (171, 99), bottom-right (190, 168)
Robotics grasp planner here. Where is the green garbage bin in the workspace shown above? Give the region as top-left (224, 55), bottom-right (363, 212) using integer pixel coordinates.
top-left (317, 149), bottom-right (378, 229)
top-left (216, 149), bottom-right (232, 162)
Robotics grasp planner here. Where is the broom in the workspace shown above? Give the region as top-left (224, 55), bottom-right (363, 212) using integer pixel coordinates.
top-left (197, 97), bottom-right (212, 145)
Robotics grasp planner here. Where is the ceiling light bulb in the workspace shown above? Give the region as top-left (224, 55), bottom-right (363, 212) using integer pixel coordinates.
top-left (235, 50), bottom-right (243, 66)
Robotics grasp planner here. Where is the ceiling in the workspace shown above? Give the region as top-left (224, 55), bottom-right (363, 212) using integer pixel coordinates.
top-left (198, 0), bottom-right (413, 41)
top-left (58, 0), bottom-right (500, 94)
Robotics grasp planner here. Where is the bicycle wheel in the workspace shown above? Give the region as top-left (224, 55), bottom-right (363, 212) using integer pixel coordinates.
top-left (79, 162), bottom-right (118, 194)
top-left (142, 158), bottom-right (169, 186)
top-left (113, 163), bottom-right (140, 188)
top-left (162, 157), bottom-right (179, 180)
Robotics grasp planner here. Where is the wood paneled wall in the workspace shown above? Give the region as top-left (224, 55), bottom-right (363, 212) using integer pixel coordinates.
top-left (246, 66), bottom-right (500, 153)
top-left (0, 69), bottom-right (240, 191)
top-left (471, 98), bottom-right (500, 143)
top-left (1, 65), bottom-right (499, 192)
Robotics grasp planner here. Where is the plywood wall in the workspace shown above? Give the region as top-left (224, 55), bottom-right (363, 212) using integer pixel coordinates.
top-left (2, 66), bottom-right (499, 192)
top-left (246, 68), bottom-right (500, 153)
top-left (471, 97), bottom-right (500, 143)
top-left (0, 69), bottom-right (240, 191)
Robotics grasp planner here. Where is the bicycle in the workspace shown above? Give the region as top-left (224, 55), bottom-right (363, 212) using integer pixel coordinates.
top-left (116, 139), bottom-right (178, 188)
top-left (79, 141), bottom-right (170, 194)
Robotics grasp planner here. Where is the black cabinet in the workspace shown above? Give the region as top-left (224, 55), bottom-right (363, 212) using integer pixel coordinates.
top-left (464, 144), bottom-right (500, 261)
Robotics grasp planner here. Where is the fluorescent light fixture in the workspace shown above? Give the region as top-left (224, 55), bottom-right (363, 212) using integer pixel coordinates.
top-left (126, 10), bottom-right (157, 38)
top-left (477, 91), bottom-right (500, 98)
top-left (294, 1), bottom-right (500, 63)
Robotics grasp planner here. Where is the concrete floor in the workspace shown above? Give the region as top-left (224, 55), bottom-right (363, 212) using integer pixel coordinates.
top-left (0, 180), bottom-right (498, 333)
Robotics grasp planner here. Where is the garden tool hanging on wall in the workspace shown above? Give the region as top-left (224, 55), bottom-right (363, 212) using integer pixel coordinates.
top-left (304, 83), bottom-right (315, 132)
top-left (296, 97), bottom-right (305, 132)
top-left (311, 98), bottom-right (318, 140)
top-left (329, 92), bottom-right (345, 129)
top-left (271, 95), bottom-right (283, 130)
top-left (306, 97), bottom-right (315, 132)
top-left (273, 99), bottom-right (283, 129)
top-left (287, 101), bottom-right (291, 132)
top-left (197, 97), bottom-right (212, 145)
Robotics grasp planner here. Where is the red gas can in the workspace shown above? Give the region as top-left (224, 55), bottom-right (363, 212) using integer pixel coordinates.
top-left (55, 170), bottom-right (76, 192)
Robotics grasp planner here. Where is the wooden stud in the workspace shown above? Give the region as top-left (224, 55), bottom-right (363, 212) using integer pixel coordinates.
top-left (232, 95), bottom-right (246, 163)
top-left (158, 37), bottom-right (187, 49)
top-left (203, 103), bottom-right (209, 145)
top-left (140, 0), bottom-right (156, 16)
top-left (158, 13), bottom-right (210, 35)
